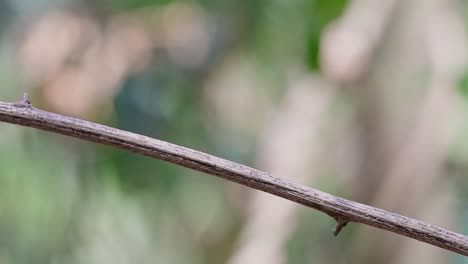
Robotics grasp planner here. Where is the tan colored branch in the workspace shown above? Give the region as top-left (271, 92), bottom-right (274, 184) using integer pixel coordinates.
top-left (0, 94), bottom-right (467, 256)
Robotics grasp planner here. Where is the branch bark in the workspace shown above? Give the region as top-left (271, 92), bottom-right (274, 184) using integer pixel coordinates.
top-left (0, 95), bottom-right (467, 256)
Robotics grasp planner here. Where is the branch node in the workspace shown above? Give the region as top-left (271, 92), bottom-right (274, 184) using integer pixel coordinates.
top-left (332, 217), bottom-right (349, 236)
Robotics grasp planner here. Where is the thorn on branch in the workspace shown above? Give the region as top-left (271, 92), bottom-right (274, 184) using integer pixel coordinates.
top-left (21, 93), bottom-right (31, 106)
top-left (332, 217), bottom-right (349, 236)
top-left (15, 93), bottom-right (32, 108)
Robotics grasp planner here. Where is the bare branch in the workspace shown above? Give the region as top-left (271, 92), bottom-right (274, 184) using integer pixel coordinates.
top-left (0, 96), bottom-right (466, 256)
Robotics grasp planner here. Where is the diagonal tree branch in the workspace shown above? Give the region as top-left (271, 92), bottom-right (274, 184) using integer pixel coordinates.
top-left (0, 95), bottom-right (467, 256)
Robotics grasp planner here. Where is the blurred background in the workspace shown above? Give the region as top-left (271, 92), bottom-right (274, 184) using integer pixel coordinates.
top-left (0, 0), bottom-right (467, 263)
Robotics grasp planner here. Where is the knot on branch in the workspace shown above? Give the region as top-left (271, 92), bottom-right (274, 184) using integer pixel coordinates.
top-left (332, 216), bottom-right (349, 236)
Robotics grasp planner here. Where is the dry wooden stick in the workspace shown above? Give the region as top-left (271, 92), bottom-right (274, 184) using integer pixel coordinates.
top-left (0, 94), bottom-right (467, 256)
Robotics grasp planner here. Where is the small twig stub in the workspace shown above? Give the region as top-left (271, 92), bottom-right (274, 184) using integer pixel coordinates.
top-left (21, 93), bottom-right (31, 106)
top-left (14, 93), bottom-right (32, 108)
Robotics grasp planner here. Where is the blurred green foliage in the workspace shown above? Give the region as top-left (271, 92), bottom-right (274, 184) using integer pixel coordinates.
top-left (1, 0), bottom-right (467, 263)
top-left (458, 72), bottom-right (468, 99)
top-left (306, 0), bottom-right (347, 70)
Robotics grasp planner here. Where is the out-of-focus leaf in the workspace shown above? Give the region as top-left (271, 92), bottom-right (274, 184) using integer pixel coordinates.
top-left (306, 0), bottom-right (347, 70)
top-left (458, 72), bottom-right (468, 99)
